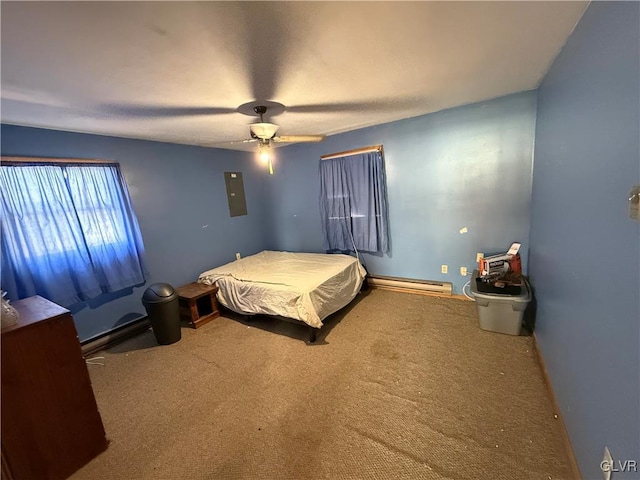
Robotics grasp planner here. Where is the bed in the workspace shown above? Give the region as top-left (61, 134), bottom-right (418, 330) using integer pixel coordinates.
top-left (197, 250), bottom-right (366, 342)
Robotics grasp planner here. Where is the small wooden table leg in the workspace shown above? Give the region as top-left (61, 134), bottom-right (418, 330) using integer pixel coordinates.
top-left (189, 301), bottom-right (199, 328)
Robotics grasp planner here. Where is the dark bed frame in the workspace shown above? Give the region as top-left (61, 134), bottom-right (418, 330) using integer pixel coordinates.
top-left (219, 277), bottom-right (368, 344)
top-left (243, 314), bottom-right (320, 343)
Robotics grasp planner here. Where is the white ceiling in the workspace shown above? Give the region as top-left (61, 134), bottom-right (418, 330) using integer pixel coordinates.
top-left (1, 1), bottom-right (588, 151)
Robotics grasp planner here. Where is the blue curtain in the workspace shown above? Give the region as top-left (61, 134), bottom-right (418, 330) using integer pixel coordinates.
top-left (0, 164), bottom-right (147, 307)
top-left (319, 150), bottom-right (389, 253)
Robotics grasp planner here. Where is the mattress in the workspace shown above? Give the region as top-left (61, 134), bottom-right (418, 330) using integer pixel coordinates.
top-left (197, 251), bottom-right (366, 328)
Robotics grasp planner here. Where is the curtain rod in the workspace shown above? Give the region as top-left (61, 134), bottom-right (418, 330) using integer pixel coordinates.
top-left (1, 156), bottom-right (119, 166)
top-left (320, 145), bottom-right (383, 161)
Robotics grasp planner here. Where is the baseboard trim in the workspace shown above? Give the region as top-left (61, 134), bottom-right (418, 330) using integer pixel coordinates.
top-left (367, 275), bottom-right (452, 295)
top-left (533, 333), bottom-right (582, 480)
top-left (369, 285), bottom-right (473, 302)
top-left (369, 285), bottom-right (454, 299)
top-left (81, 317), bottom-right (151, 356)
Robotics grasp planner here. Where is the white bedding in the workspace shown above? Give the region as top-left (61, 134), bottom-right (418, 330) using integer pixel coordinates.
top-left (197, 251), bottom-right (366, 328)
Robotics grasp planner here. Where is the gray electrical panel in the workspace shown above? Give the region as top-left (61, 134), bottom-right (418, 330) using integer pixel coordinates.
top-left (224, 172), bottom-right (247, 217)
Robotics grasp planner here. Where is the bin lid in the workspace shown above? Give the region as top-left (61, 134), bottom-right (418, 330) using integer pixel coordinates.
top-left (142, 283), bottom-right (176, 302)
top-left (470, 271), bottom-right (531, 302)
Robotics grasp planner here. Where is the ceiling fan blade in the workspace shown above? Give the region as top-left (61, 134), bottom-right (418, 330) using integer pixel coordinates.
top-left (286, 96), bottom-right (429, 114)
top-left (286, 103), bottom-right (373, 114)
top-left (100, 104), bottom-right (237, 117)
top-left (210, 138), bottom-right (257, 146)
top-left (272, 135), bottom-right (325, 143)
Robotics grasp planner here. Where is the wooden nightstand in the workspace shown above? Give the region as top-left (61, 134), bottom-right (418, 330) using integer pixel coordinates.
top-left (176, 282), bottom-right (220, 329)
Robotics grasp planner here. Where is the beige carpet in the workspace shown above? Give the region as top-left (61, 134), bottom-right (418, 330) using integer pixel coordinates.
top-left (71, 289), bottom-right (572, 480)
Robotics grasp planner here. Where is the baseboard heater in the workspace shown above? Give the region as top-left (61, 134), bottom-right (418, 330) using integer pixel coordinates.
top-left (367, 275), bottom-right (453, 295)
top-left (81, 317), bottom-right (151, 356)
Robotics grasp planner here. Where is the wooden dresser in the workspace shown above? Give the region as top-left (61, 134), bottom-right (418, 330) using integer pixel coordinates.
top-left (1, 296), bottom-right (107, 480)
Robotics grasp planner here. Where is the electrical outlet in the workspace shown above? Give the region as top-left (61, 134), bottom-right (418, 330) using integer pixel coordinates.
top-left (476, 252), bottom-right (484, 263)
top-left (602, 447), bottom-right (613, 480)
top-left (460, 267), bottom-right (468, 276)
top-left (235, 252), bottom-right (241, 260)
top-left (441, 265), bottom-right (448, 274)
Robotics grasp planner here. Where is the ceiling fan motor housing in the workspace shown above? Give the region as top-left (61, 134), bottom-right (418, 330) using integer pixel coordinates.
top-left (250, 122), bottom-right (279, 140)
top-left (239, 103), bottom-right (323, 144)
top-left (248, 105), bottom-right (279, 140)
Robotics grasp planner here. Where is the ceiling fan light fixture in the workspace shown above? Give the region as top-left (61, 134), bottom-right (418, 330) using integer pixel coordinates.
top-left (258, 141), bottom-right (271, 163)
top-left (250, 122), bottom-right (279, 140)
top-left (257, 141), bottom-right (274, 175)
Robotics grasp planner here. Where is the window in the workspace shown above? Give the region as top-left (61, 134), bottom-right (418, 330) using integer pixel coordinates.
top-left (319, 146), bottom-right (389, 253)
top-left (0, 159), bottom-right (148, 307)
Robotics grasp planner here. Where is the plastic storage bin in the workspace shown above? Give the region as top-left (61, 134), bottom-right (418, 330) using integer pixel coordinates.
top-left (470, 270), bottom-right (531, 335)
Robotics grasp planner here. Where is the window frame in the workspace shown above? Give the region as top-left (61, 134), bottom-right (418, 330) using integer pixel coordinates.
top-left (319, 145), bottom-right (389, 254)
top-left (1, 156), bottom-right (128, 258)
top-left (1, 156), bottom-right (148, 306)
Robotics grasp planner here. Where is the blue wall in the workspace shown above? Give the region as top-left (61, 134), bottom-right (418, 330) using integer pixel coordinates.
top-left (530, 2), bottom-right (640, 478)
top-left (1, 125), bottom-right (270, 341)
top-left (264, 91), bottom-right (537, 294)
top-left (2, 6), bottom-right (636, 473)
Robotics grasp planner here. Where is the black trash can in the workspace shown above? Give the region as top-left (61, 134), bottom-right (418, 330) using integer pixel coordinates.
top-left (142, 283), bottom-right (181, 345)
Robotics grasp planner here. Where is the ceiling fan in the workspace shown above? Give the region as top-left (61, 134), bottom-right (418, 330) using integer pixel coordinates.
top-left (100, 93), bottom-right (426, 174)
top-left (237, 104), bottom-right (325, 174)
